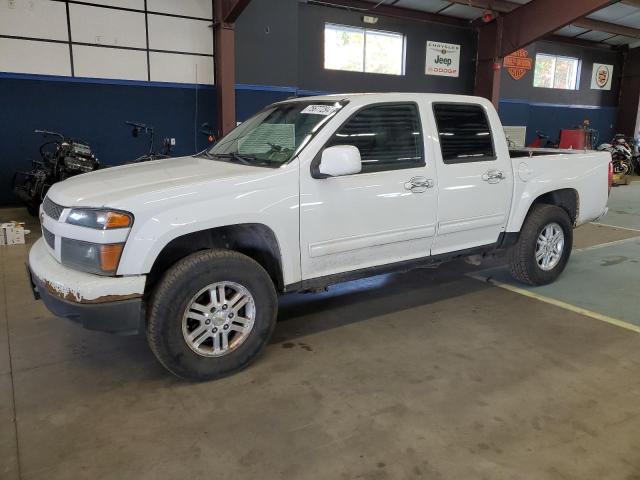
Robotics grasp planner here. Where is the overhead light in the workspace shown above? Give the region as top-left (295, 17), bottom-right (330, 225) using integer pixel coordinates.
top-left (363, 15), bottom-right (379, 24)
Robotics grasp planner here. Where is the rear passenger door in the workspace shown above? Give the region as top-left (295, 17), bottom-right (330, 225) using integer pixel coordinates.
top-left (430, 102), bottom-right (513, 255)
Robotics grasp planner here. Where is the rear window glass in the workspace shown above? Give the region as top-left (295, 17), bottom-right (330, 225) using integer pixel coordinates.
top-left (433, 103), bottom-right (495, 164)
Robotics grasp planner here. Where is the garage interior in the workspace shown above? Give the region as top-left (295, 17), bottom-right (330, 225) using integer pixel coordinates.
top-left (1, 0), bottom-right (640, 479)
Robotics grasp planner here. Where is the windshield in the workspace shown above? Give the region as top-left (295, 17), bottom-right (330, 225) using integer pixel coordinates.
top-left (201, 100), bottom-right (347, 167)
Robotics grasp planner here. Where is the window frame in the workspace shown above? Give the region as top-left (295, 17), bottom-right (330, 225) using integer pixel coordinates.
top-left (532, 53), bottom-right (581, 90)
top-left (311, 101), bottom-right (426, 178)
top-left (323, 22), bottom-right (407, 76)
top-left (431, 102), bottom-right (497, 165)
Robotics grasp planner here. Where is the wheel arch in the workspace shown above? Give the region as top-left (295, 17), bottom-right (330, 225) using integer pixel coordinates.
top-left (503, 188), bottom-right (579, 247)
top-left (530, 188), bottom-right (579, 226)
top-left (146, 223), bottom-right (285, 293)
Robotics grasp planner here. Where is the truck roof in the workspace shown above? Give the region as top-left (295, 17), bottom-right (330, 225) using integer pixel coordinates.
top-left (280, 92), bottom-right (494, 107)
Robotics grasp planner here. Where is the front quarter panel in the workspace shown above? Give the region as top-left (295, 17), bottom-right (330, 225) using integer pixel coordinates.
top-left (116, 160), bottom-right (300, 285)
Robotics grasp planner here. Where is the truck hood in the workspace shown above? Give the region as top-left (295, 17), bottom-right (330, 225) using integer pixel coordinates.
top-left (46, 156), bottom-right (270, 208)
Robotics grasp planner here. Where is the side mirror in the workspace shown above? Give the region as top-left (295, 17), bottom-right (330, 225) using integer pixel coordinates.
top-left (318, 145), bottom-right (362, 177)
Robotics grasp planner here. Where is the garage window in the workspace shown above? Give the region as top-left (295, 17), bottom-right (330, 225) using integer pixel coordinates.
top-left (326, 103), bottom-right (424, 173)
top-left (533, 54), bottom-right (580, 90)
top-left (324, 23), bottom-right (406, 76)
top-left (432, 103), bottom-right (495, 164)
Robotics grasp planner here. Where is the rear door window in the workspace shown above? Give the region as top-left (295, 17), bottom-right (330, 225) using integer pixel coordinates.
top-left (432, 103), bottom-right (495, 164)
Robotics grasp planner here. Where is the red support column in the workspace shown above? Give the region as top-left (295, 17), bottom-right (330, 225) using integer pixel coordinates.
top-left (213, 0), bottom-right (252, 137)
top-left (474, 18), bottom-right (503, 108)
top-left (213, 18), bottom-right (236, 137)
top-left (498, 0), bottom-right (615, 57)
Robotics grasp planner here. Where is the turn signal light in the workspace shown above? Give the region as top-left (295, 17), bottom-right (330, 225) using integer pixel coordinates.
top-left (100, 244), bottom-right (125, 274)
top-left (105, 212), bottom-right (132, 229)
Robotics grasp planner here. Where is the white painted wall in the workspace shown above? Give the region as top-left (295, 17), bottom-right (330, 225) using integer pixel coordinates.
top-left (147, 0), bottom-right (212, 19)
top-left (0, 0), bottom-right (68, 41)
top-left (150, 52), bottom-right (214, 84)
top-left (69, 4), bottom-right (147, 48)
top-left (0, 37), bottom-right (71, 76)
top-left (77, 0), bottom-right (145, 9)
top-left (73, 45), bottom-right (148, 81)
top-left (148, 15), bottom-right (213, 55)
top-left (0, 0), bottom-right (214, 85)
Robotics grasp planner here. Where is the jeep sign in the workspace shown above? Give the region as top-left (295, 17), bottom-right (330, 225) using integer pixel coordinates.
top-left (425, 41), bottom-right (460, 78)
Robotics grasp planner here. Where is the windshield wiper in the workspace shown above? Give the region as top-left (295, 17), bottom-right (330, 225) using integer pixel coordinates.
top-left (210, 152), bottom-right (258, 165)
top-left (196, 150), bottom-right (215, 159)
top-left (198, 151), bottom-right (282, 168)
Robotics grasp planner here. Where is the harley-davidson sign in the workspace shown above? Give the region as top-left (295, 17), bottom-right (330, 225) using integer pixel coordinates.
top-left (503, 49), bottom-right (533, 80)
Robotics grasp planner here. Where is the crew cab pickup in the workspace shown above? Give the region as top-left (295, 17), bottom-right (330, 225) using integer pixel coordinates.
top-left (28, 93), bottom-right (611, 380)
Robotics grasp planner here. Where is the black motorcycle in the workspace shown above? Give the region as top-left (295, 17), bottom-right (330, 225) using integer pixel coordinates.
top-left (13, 130), bottom-right (100, 215)
top-left (597, 134), bottom-right (634, 176)
top-left (126, 121), bottom-right (173, 163)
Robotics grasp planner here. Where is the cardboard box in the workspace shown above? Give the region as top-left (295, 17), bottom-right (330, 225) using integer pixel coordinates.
top-left (0, 222), bottom-right (27, 245)
top-left (612, 173), bottom-right (631, 186)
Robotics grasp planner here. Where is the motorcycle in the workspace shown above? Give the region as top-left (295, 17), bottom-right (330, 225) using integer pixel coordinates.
top-left (597, 134), bottom-right (634, 176)
top-left (125, 121), bottom-right (218, 163)
top-left (13, 130), bottom-right (100, 216)
top-left (126, 121), bottom-right (173, 163)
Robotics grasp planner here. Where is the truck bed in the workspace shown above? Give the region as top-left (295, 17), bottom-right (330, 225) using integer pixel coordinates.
top-left (509, 147), bottom-right (595, 158)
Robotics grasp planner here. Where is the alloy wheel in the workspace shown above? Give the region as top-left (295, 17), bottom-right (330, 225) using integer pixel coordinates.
top-left (182, 281), bottom-right (256, 357)
top-left (535, 222), bottom-right (565, 271)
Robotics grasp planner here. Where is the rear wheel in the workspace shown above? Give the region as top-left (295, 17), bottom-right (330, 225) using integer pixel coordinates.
top-left (147, 249), bottom-right (278, 381)
top-left (508, 204), bottom-right (573, 286)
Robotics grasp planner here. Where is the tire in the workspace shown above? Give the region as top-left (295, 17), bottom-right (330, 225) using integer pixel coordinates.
top-left (147, 249), bottom-right (278, 381)
top-left (508, 204), bottom-right (573, 286)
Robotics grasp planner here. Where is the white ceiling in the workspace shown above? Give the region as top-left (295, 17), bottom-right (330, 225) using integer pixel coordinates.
top-left (362, 0), bottom-right (640, 47)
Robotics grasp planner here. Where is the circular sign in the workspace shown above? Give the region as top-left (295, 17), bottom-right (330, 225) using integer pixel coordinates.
top-left (596, 64), bottom-right (610, 88)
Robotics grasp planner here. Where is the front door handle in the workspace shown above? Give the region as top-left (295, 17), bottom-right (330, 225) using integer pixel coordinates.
top-left (482, 170), bottom-right (506, 184)
top-left (404, 176), bottom-right (435, 193)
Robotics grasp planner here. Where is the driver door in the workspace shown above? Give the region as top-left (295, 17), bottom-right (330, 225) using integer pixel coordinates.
top-left (298, 102), bottom-right (438, 280)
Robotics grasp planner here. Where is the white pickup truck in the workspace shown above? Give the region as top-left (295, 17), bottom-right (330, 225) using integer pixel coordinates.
top-left (27, 93), bottom-right (611, 380)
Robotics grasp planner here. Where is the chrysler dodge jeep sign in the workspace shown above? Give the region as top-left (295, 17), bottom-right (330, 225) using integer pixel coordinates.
top-left (426, 41), bottom-right (460, 77)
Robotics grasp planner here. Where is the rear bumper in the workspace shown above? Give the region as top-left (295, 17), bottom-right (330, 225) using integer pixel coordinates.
top-left (28, 238), bottom-right (146, 335)
top-left (594, 207), bottom-right (609, 222)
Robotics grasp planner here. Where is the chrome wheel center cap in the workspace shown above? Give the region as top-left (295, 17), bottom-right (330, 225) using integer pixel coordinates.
top-left (211, 312), bottom-right (227, 326)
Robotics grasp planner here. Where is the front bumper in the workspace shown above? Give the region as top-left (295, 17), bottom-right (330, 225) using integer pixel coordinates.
top-left (28, 238), bottom-right (146, 334)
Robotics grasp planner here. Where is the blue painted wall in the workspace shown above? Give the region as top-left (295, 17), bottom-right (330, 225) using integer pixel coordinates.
top-left (235, 85), bottom-right (296, 122)
top-left (499, 100), bottom-right (617, 146)
top-left (0, 74), bottom-right (217, 205)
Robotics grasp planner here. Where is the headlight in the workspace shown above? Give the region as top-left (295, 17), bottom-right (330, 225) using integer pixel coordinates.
top-left (66, 209), bottom-right (133, 229)
top-left (61, 238), bottom-right (125, 275)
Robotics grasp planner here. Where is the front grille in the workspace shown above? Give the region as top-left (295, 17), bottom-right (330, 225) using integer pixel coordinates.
top-left (42, 196), bottom-right (65, 220)
top-left (42, 226), bottom-right (55, 249)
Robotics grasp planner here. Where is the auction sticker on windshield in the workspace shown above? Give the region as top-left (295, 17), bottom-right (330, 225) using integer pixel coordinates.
top-left (301, 105), bottom-right (339, 115)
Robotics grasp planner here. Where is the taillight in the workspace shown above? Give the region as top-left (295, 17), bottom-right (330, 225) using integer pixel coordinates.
top-left (608, 161), bottom-right (613, 196)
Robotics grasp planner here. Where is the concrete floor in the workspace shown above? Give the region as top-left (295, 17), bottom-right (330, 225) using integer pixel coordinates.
top-left (2, 191), bottom-right (640, 479)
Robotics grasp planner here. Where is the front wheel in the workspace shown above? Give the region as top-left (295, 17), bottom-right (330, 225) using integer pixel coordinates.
top-left (508, 204), bottom-right (573, 286)
top-left (147, 249), bottom-right (278, 381)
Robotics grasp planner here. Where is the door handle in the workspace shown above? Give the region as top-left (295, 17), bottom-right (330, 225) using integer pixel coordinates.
top-left (482, 170), bottom-right (506, 184)
top-left (404, 176), bottom-right (435, 193)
